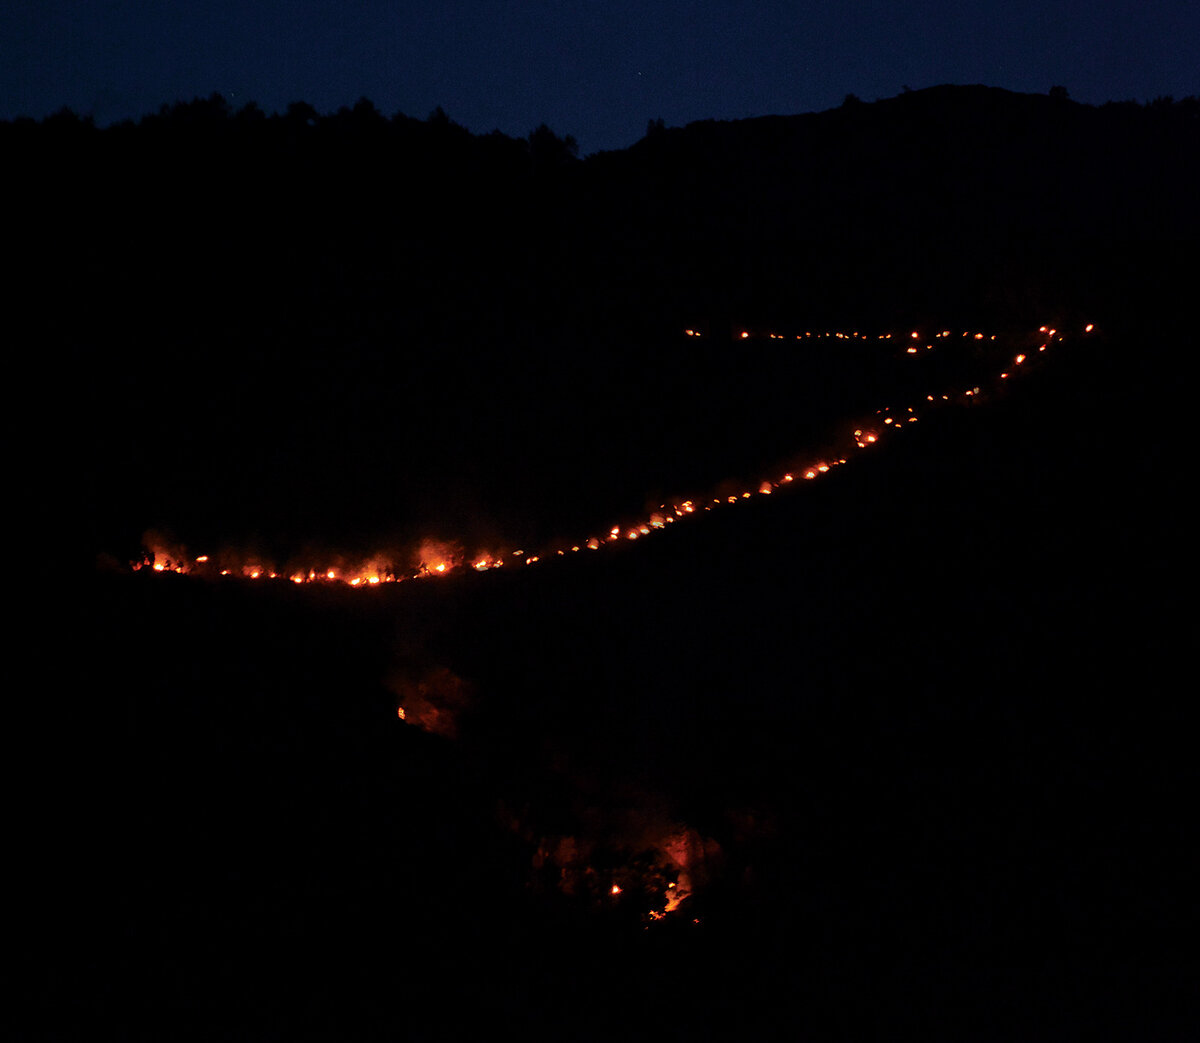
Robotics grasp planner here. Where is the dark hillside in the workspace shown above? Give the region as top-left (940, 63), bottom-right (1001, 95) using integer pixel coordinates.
top-left (12, 86), bottom-right (1191, 554)
top-left (71, 315), bottom-right (1194, 1038)
top-left (33, 86), bottom-right (1200, 1036)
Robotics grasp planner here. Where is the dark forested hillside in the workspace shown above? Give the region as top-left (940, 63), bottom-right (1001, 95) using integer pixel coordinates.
top-left (18, 84), bottom-right (1193, 557)
top-left (36, 85), bottom-right (1200, 1037)
top-left (17, 84), bottom-right (1199, 344)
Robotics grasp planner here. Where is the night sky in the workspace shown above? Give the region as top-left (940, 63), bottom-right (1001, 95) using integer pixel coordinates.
top-left (4, 0), bottom-right (1197, 155)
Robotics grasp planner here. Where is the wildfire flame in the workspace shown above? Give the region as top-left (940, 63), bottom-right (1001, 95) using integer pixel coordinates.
top-left (124, 320), bottom-right (1096, 928)
top-left (129, 322), bottom-right (1089, 589)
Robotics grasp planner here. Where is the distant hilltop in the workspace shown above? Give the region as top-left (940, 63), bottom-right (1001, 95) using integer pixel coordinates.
top-left (11, 84), bottom-right (1197, 340)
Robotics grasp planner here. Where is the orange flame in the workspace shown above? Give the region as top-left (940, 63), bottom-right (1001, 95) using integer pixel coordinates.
top-left (131, 322), bottom-right (1060, 591)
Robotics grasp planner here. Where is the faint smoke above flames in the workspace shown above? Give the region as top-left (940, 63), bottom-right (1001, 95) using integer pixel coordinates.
top-left (389, 665), bottom-right (474, 739)
top-left (413, 537), bottom-right (464, 577)
top-left (525, 803), bottom-right (724, 923)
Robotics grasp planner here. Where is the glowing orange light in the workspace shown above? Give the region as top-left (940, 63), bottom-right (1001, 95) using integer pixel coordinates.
top-left (397, 707), bottom-right (406, 720)
top-left (136, 320), bottom-right (1061, 598)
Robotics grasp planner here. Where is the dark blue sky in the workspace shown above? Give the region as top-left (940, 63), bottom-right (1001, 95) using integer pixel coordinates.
top-left (3, 1), bottom-right (1196, 154)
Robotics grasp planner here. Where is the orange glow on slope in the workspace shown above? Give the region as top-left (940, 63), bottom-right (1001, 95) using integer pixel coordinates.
top-left (131, 322), bottom-right (1064, 589)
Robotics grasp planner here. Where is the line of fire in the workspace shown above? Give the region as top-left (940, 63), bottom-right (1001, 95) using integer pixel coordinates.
top-left (120, 317), bottom-right (1093, 926)
top-left (132, 321), bottom-right (1088, 588)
